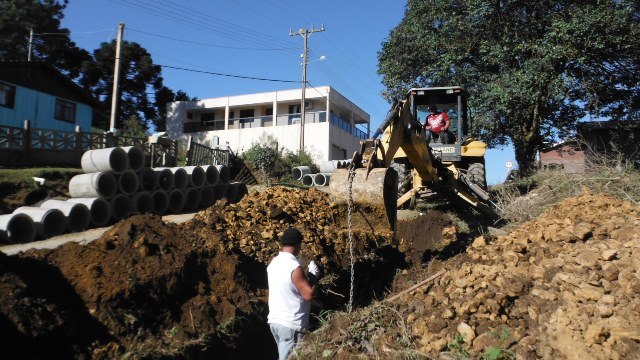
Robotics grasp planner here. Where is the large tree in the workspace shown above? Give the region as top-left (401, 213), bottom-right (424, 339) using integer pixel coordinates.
top-left (0, 0), bottom-right (91, 80)
top-left (81, 40), bottom-right (166, 131)
top-left (378, 0), bottom-right (640, 174)
top-left (154, 87), bottom-right (198, 132)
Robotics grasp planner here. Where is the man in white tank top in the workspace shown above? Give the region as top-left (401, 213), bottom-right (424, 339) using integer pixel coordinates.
top-left (267, 228), bottom-right (320, 360)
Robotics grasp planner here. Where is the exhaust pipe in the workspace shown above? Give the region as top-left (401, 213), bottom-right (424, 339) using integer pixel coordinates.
top-left (81, 147), bottom-right (129, 173)
top-left (13, 206), bottom-right (67, 239)
top-left (168, 190), bottom-right (186, 213)
top-left (183, 166), bottom-right (206, 188)
top-left (183, 188), bottom-right (200, 211)
top-left (131, 192), bottom-right (154, 214)
top-left (120, 146), bottom-right (145, 171)
top-left (40, 200), bottom-right (90, 233)
top-left (0, 213), bottom-right (36, 244)
top-left (117, 170), bottom-right (139, 195)
top-left (313, 173), bottom-right (332, 187)
top-left (138, 168), bottom-right (158, 192)
top-left (67, 197), bottom-right (111, 227)
top-left (292, 166), bottom-right (311, 181)
top-left (200, 165), bottom-right (219, 185)
top-left (69, 172), bottom-right (118, 198)
top-left (151, 190), bottom-right (169, 215)
top-left (301, 174), bottom-right (316, 186)
top-left (154, 168), bottom-right (174, 191)
top-left (200, 186), bottom-right (216, 208)
top-left (215, 165), bottom-right (231, 184)
top-left (110, 194), bottom-right (132, 221)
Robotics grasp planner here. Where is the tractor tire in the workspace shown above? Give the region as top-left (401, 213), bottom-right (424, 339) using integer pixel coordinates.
top-left (391, 159), bottom-right (412, 199)
top-left (467, 160), bottom-right (487, 189)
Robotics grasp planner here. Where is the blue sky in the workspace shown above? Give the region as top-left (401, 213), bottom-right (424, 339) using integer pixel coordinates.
top-left (60, 0), bottom-right (514, 184)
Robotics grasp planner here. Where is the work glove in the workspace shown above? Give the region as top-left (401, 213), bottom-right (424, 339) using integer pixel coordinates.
top-left (308, 261), bottom-right (320, 277)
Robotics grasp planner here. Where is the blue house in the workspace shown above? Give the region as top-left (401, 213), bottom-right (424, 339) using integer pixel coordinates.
top-left (0, 61), bottom-right (103, 132)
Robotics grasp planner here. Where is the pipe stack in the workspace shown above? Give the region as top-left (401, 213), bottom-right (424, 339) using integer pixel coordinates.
top-left (292, 160), bottom-right (349, 187)
top-left (0, 146), bottom-right (250, 245)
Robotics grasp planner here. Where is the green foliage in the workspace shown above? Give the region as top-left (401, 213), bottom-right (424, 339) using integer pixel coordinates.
top-left (242, 134), bottom-right (318, 183)
top-left (484, 327), bottom-right (515, 360)
top-left (378, 0), bottom-right (640, 174)
top-left (0, 0), bottom-right (92, 81)
top-left (447, 334), bottom-right (470, 358)
top-left (121, 115), bottom-right (149, 138)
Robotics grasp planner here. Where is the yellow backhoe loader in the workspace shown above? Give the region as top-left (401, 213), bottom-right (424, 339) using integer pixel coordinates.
top-left (329, 87), bottom-right (496, 230)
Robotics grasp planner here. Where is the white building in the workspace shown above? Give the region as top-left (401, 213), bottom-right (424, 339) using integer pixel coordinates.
top-left (165, 86), bottom-right (370, 161)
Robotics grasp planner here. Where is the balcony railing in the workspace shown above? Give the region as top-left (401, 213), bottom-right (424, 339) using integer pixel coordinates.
top-left (228, 115), bottom-right (273, 129)
top-left (330, 113), bottom-right (368, 140)
top-left (276, 111), bottom-right (326, 126)
top-left (183, 120), bottom-right (225, 133)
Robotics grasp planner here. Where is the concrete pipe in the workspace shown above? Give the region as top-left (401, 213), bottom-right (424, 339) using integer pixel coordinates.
top-left (151, 190), bottom-right (169, 215)
top-left (183, 188), bottom-right (200, 211)
top-left (117, 170), bottom-right (139, 195)
top-left (224, 183), bottom-right (238, 204)
top-left (170, 167), bottom-right (189, 190)
top-left (301, 174), bottom-right (316, 187)
top-left (215, 165), bottom-right (231, 184)
top-left (314, 173), bottom-right (332, 187)
top-left (69, 172), bottom-right (118, 198)
top-left (200, 186), bottom-right (216, 208)
top-left (233, 182), bottom-right (249, 202)
top-left (138, 168), bottom-right (158, 192)
top-left (121, 146), bottom-right (145, 171)
top-left (0, 213), bottom-right (36, 244)
top-left (154, 168), bottom-right (174, 191)
top-left (183, 166), bottom-right (206, 188)
top-left (213, 184), bottom-right (227, 201)
top-left (67, 197), bottom-right (111, 227)
top-left (319, 161), bottom-right (337, 174)
top-left (200, 165), bottom-right (219, 185)
top-left (168, 190), bottom-right (186, 213)
top-left (13, 207), bottom-right (67, 239)
top-left (292, 166), bottom-right (311, 181)
top-left (40, 200), bottom-right (90, 233)
top-left (131, 192), bottom-right (154, 214)
top-left (110, 194), bottom-right (132, 221)
top-left (81, 147), bottom-right (129, 174)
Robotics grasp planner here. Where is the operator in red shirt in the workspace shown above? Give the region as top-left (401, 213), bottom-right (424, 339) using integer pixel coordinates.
top-left (424, 105), bottom-right (452, 144)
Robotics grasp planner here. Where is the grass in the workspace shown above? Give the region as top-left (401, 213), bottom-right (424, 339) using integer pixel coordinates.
top-left (0, 167), bottom-right (82, 185)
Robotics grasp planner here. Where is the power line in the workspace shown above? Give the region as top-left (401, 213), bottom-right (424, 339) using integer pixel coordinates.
top-left (158, 64), bottom-right (299, 83)
top-left (127, 28), bottom-right (293, 52)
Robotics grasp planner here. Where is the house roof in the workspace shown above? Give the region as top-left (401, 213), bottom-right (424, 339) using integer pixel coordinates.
top-left (0, 61), bottom-right (103, 109)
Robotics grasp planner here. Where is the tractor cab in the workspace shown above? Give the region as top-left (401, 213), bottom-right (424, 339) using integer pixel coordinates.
top-left (408, 86), bottom-right (471, 162)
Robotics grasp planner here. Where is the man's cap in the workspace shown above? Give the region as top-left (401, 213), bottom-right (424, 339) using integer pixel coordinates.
top-left (429, 105), bottom-right (438, 110)
top-left (280, 228), bottom-right (303, 245)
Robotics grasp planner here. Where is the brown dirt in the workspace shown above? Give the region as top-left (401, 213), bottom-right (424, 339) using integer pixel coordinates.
top-left (295, 191), bottom-right (640, 359)
top-left (0, 170), bottom-right (79, 214)
top-left (1, 186), bottom-right (425, 359)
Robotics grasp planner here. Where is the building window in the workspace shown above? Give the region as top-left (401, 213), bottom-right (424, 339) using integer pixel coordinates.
top-left (0, 82), bottom-right (16, 108)
top-left (55, 98), bottom-right (76, 122)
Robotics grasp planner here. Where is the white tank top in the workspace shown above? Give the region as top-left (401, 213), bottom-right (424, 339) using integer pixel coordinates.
top-left (267, 252), bottom-right (310, 331)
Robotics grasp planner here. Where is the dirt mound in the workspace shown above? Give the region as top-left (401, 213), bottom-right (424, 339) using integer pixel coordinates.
top-left (296, 192), bottom-right (640, 359)
top-left (0, 170), bottom-right (79, 214)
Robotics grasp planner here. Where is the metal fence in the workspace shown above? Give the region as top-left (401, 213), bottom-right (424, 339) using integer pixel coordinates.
top-left (185, 136), bottom-right (229, 166)
top-left (0, 120), bottom-right (178, 167)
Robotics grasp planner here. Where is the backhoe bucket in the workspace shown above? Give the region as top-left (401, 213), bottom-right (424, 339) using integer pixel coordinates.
top-left (329, 167), bottom-right (398, 230)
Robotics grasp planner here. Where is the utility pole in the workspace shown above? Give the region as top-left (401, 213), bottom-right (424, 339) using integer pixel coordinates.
top-left (27, 28), bottom-right (34, 61)
top-left (109, 22), bottom-right (125, 134)
top-left (290, 25), bottom-right (325, 151)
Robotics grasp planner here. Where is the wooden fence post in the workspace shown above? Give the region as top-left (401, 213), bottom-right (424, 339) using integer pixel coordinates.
top-left (22, 119), bottom-right (31, 164)
top-left (105, 132), bottom-right (115, 148)
top-left (75, 125), bottom-right (83, 162)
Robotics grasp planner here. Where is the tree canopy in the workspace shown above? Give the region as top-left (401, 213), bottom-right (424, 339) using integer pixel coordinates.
top-left (0, 0), bottom-right (91, 80)
top-left (378, 0), bottom-right (640, 173)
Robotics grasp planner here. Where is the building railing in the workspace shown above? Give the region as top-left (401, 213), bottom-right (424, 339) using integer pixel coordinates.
top-left (330, 113), bottom-right (368, 140)
top-left (275, 111), bottom-right (326, 126)
top-left (0, 120), bottom-right (178, 167)
top-left (184, 120), bottom-right (225, 133)
top-left (228, 115), bottom-right (273, 129)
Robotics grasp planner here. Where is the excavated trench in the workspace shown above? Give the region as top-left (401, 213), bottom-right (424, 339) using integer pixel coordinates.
top-left (0, 187), bottom-right (452, 359)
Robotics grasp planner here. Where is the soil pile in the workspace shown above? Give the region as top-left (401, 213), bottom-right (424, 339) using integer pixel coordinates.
top-left (0, 170), bottom-right (78, 214)
top-left (297, 192), bottom-right (640, 359)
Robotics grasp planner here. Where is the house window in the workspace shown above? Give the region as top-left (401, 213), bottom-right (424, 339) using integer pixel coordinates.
top-left (0, 82), bottom-right (16, 108)
top-left (55, 98), bottom-right (76, 122)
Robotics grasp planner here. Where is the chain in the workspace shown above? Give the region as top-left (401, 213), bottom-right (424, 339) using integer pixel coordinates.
top-left (347, 166), bottom-right (356, 313)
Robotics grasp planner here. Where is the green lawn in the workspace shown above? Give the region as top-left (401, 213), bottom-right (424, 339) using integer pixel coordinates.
top-left (0, 167), bottom-right (82, 184)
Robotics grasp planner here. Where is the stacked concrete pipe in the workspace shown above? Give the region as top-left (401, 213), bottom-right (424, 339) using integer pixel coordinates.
top-left (0, 213), bottom-right (36, 244)
top-left (67, 198), bottom-right (111, 227)
top-left (292, 166), bottom-right (311, 181)
top-left (301, 174), bottom-right (316, 186)
top-left (313, 173), bottom-right (332, 187)
top-left (13, 207), bottom-right (67, 239)
top-left (40, 200), bottom-right (91, 233)
top-left (200, 165), bottom-right (219, 185)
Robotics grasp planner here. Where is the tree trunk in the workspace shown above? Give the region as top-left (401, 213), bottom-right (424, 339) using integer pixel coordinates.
top-left (514, 140), bottom-right (538, 176)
